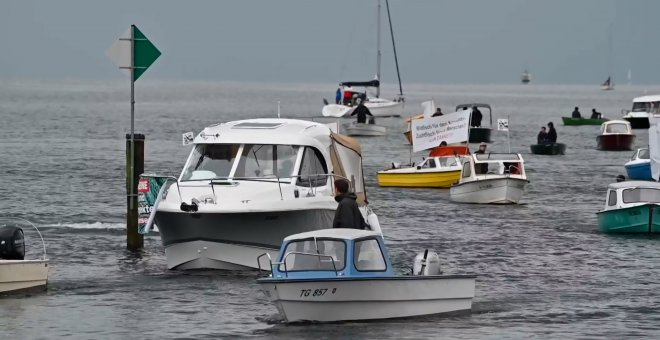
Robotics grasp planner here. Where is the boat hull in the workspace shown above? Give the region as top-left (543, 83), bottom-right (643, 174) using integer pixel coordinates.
top-left (625, 161), bottom-right (653, 181)
top-left (530, 143), bottom-right (566, 155)
top-left (624, 117), bottom-right (650, 129)
top-left (322, 101), bottom-right (404, 118)
top-left (597, 134), bottom-right (635, 151)
top-left (561, 117), bottom-right (608, 126)
top-left (468, 128), bottom-right (492, 143)
top-left (450, 177), bottom-right (528, 204)
top-left (0, 260), bottom-right (49, 294)
top-left (597, 204), bottom-right (660, 233)
top-left (155, 209), bottom-right (335, 270)
top-left (377, 170), bottom-right (461, 188)
top-left (258, 276), bottom-right (476, 322)
top-left (342, 123), bottom-right (386, 136)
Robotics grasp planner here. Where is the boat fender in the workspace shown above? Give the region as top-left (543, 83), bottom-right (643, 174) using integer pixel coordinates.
top-left (0, 226), bottom-right (25, 260)
top-left (412, 250), bottom-right (441, 276)
top-left (366, 210), bottom-right (382, 236)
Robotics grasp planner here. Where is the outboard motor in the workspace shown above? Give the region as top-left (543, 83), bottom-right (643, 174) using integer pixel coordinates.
top-left (413, 250), bottom-right (442, 276)
top-left (0, 226), bottom-right (25, 260)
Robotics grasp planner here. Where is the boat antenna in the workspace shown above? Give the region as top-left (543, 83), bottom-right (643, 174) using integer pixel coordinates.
top-left (277, 100), bottom-right (281, 118)
top-left (385, 0), bottom-right (403, 98)
top-left (376, 0), bottom-right (381, 98)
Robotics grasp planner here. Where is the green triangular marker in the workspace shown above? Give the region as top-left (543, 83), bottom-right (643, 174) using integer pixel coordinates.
top-left (132, 25), bottom-right (161, 81)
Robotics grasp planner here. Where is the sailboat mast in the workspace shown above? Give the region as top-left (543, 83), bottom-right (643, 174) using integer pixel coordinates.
top-left (385, 0), bottom-right (403, 97)
top-left (376, 0), bottom-right (381, 98)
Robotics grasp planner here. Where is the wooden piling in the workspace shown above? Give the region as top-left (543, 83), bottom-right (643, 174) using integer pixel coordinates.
top-left (126, 133), bottom-right (145, 250)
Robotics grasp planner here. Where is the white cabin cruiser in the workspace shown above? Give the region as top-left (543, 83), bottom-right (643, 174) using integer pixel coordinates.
top-left (450, 153), bottom-right (529, 204)
top-left (0, 218), bottom-right (49, 294)
top-left (154, 119), bottom-right (378, 270)
top-left (622, 95), bottom-right (660, 129)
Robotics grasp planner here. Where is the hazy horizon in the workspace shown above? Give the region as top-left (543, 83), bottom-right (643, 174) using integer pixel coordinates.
top-left (2, 0), bottom-right (659, 85)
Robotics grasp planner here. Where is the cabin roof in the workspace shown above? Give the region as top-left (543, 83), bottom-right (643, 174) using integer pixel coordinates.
top-left (633, 95), bottom-right (660, 103)
top-left (194, 118), bottom-right (333, 146)
top-left (608, 181), bottom-right (660, 190)
top-left (284, 228), bottom-right (382, 242)
top-left (602, 119), bottom-right (631, 127)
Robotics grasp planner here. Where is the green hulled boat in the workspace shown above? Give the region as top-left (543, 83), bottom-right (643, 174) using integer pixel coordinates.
top-left (562, 117), bottom-right (609, 126)
top-left (530, 143), bottom-right (566, 155)
top-left (597, 181), bottom-right (660, 233)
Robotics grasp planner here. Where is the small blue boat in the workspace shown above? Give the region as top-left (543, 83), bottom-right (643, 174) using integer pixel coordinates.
top-left (624, 148), bottom-right (653, 181)
top-left (256, 228), bottom-right (476, 322)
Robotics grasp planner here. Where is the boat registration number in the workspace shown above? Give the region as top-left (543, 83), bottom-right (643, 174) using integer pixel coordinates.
top-left (300, 288), bottom-right (337, 297)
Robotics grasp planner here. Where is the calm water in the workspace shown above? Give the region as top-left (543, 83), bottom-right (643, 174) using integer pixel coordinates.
top-left (2, 80), bottom-right (660, 339)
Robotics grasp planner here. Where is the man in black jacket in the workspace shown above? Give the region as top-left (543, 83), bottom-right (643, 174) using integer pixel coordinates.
top-left (350, 98), bottom-right (373, 124)
top-left (332, 178), bottom-right (366, 229)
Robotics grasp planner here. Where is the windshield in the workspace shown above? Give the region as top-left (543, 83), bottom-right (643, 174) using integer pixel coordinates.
top-left (622, 188), bottom-right (660, 204)
top-left (605, 124), bottom-right (629, 134)
top-left (475, 153), bottom-right (520, 161)
top-left (638, 148), bottom-right (650, 159)
top-left (181, 144), bottom-right (300, 181)
top-left (280, 239), bottom-right (346, 271)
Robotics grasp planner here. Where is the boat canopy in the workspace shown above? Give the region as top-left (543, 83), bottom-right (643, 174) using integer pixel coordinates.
top-left (455, 103), bottom-right (492, 111)
top-left (601, 120), bottom-right (631, 134)
top-left (284, 228), bottom-right (381, 242)
top-left (429, 146), bottom-right (470, 157)
top-left (340, 80), bottom-right (380, 88)
top-left (607, 181), bottom-right (660, 191)
top-left (474, 153), bottom-right (522, 162)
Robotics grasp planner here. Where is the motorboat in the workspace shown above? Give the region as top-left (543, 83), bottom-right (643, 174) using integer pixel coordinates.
top-left (0, 218), bottom-right (49, 294)
top-left (256, 228), bottom-right (476, 322)
top-left (342, 118), bottom-right (386, 137)
top-left (597, 120), bottom-right (635, 151)
top-left (622, 95), bottom-right (660, 129)
top-left (597, 181), bottom-right (660, 233)
top-left (530, 143), bottom-right (566, 155)
top-left (450, 153), bottom-right (529, 204)
top-left (322, 1), bottom-right (404, 118)
top-left (521, 69), bottom-right (531, 84)
top-left (377, 155), bottom-right (462, 188)
top-left (153, 118), bottom-right (380, 270)
top-left (624, 148), bottom-right (652, 181)
top-left (455, 104), bottom-right (493, 143)
top-left (561, 117), bottom-right (608, 126)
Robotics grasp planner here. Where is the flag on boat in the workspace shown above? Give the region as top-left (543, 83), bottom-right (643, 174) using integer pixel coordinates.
top-left (497, 119), bottom-right (509, 131)
top-left (421, 100), bottom-right (436, 119)
top-left (138, 175), bottom-right (171, 234)
top-left (411, 109), bottom-right (471, 152)
top-left (182, 131), bottom-right (194, 145)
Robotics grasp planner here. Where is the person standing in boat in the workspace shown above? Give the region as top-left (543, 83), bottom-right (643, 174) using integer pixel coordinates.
top-left (471, 106), bottom-right (483, 127)
top-left (432, 108), bottom-right (443, 117)
top-left (351, 98), bottom-right (373, 124)
top-left (590, 108), bottom-right (602, 119)
top-left (571, 107), bottom-right (581, 118)
top-left (547, 122), bottom-right (557, 143)
top-left (537, 126), bottom-right (548, 144)
top-left (335, 87), bottom-right (342, 104)
top-left (332, 178), bottom-right (367, 230)
top-left (474, 143), bottom-right (488, 174)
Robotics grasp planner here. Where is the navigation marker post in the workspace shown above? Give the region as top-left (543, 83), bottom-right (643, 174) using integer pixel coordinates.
top-left (107, 25), bottom-right (161, 250)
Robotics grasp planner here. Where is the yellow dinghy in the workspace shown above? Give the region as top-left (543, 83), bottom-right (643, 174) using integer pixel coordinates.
top-left (377, 156), bottom-right (462, 188)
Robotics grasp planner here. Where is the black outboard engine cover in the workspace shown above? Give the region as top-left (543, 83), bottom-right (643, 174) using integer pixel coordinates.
top-left (0, 226), bottom-right (25, 260)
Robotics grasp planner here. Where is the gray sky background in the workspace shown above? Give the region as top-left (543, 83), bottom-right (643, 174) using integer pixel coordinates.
top-left (1, 0), bottom-right (658, 84)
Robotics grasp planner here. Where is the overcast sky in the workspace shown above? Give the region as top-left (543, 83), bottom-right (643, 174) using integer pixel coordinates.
top-left (1, 0), bottom-right (658, 84)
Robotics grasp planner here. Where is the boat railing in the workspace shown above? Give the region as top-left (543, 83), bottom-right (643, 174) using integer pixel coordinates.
top-left (0, 217), bottom-right (47, 261)
top-left (258, 251), bottom-right (339, 278)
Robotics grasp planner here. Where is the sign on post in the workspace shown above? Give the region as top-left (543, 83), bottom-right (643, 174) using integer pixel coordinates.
top-left (497, 119), bottom-right (509, 131)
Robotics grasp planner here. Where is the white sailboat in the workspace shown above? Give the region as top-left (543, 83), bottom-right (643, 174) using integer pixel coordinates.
top-left (322, 0), bottom-right (404, 118)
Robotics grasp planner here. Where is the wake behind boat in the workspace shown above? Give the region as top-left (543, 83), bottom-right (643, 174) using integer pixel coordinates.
top-left (153, 119), bottom-right (379, 270)
top-left (256, 228), bottom-right (476, 322)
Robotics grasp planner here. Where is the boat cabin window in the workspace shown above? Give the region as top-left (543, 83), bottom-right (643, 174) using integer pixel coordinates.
top-left (181, 144), bottom-right (240, 181)
top-left (280, 239), bottom-right (346, 272)
top-left (607, 190), bottom-right (617, 206)
top-left (622, 188), bottom-right (660, 204)
top-left (462, 161), bottom-right (472, 178)
top-left (632, 101), bottom-right (660, 112)
top-left (474, 153), bottom-right (520, 161)
top-left (297, 147), bottom-right (328, 187)
top-left (638, 149), bottom-right (650, 160)
top-left (605, 124), bottom-right (628, 134)
top-left (354, 239), bottom-right (386, 271)
top-left (421, 159), bottom-right (436, 169)
top-left (235, 144), bottom-right (300, 179)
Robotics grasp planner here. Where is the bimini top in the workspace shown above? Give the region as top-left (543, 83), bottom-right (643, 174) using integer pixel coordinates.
top-left (633, 95), bottom-right (660, 103)
top-left (284, 228), bottom-right (382, 242)
top-left (608, 181), bottom-right (660, 190)
top-left (455, 103), bottom-right (492, 111)
top-left (340, 80), bottom-right (380, 88)
top-left (194, 118), bottom-right (333, 149)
